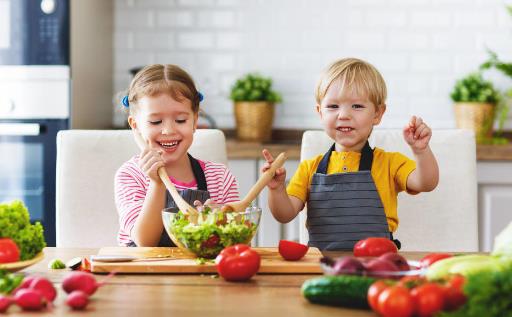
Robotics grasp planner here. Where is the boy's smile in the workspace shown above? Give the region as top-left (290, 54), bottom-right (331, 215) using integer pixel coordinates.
top-left (317, 80), bottom-right (386, 152)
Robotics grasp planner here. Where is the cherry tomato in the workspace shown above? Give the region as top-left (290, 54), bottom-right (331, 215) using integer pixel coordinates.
top-left (443, 274), bottom-right (466, 311)
top-left (215, 244), bottom-right (260, 281)
top-left (367, 280), bottom-right (394, 313)
top-left (410, 282), bottom-right (445, 317)
top-left (278, 240), bottom-right (309, 261)
top-left (353, 237), bottom-right (398, 257)
top-left (378, 285), bottom-right (414, 317)
top-left (419, 253), bottom-right (453, 268)
top-left (0, 239), bottom-right (20, 263)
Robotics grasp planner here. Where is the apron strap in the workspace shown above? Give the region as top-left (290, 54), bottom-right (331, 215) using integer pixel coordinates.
top-left (316, 141), bottom-right (374, 174)
top-left (188, 153), bottom-right (207, 191)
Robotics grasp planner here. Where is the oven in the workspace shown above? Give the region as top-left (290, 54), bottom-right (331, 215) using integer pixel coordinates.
top-left (0, 0), bottom-right (70, 246)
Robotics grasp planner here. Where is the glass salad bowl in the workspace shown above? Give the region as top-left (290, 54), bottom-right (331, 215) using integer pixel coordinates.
top-left (162, 205), bottom-right (261, 259)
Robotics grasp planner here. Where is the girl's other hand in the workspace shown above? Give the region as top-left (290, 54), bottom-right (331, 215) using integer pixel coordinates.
top-left (261, 149), bottom-right (286, 190)
top-left (403, 116), bottom-right (432, 154)
top-left (138, 146), bottom-right (165, 183)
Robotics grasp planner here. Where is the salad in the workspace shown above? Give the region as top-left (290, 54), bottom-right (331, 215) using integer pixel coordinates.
top-left (168, 206), bottom-right (259, 259)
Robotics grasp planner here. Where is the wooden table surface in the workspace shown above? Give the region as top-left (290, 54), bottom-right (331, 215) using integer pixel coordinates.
top-left (15, 248), bottom-right (430, 317)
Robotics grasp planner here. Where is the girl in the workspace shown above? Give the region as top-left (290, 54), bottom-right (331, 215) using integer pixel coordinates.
top-left (115, 64), bottom-right (240, 247)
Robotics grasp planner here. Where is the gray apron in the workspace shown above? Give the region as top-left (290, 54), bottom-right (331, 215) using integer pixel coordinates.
top-left (129, 153), bottom-right (210, 247)
top-left (307, 142), bottom-right (399, 251)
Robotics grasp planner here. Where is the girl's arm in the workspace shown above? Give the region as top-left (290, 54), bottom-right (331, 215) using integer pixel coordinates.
top-left (131, 181), bottom-right (166, 246)
top-left (403, 116), bottom-right (440, 192)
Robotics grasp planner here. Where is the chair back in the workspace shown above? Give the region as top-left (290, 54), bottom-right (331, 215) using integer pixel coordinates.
top-left (56, 129), bottom-right (227, 247)
top-left (299, 129), bottom-right (478, 252)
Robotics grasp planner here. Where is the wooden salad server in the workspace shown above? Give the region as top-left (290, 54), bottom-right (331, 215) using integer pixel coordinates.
top-left (222, 152), bottom-right (288, 212)
top-left (132, 130), bottom-right (199, 220)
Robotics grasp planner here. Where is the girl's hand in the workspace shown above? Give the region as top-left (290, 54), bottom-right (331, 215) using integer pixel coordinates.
top-left (138, 147), bottom-right (165, 183)
top-left (403, 116), bottom-right (432, 154)
top-left (261, 149), bottom-right (287, 190)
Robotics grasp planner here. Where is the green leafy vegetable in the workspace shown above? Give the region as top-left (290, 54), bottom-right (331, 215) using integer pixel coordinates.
top-left (0, 270), bottom-right (24, 294)
top-left (438, 262), bottom-right (512, 317)
top-left (48, 259), bottom-right (66, 270)
top-left (169, 207), bottom-right (258, 259)
top-left (0, 200), bottom-right (46, 261)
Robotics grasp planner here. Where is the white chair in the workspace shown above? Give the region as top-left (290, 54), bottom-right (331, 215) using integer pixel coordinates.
top-left (56, 129), bottom-right (228, 247)
top-left (299, 129), bottom-right (479, 252)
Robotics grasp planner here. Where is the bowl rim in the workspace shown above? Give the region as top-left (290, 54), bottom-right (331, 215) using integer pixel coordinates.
top-left (0, 251), bottom-right (45, 272)
top-left (321, 260), bottom-right (426, 277)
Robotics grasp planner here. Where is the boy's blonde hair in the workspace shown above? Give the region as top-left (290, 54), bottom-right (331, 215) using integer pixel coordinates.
top-left (315, 58), bottom-right (387, 107)
top-left (127, 64), bottom-right (201, 114)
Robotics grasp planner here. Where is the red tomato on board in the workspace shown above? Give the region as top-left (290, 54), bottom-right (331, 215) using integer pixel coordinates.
top-left (353, 237), bottom-right (398, 257)
top-left (215, 244), bottom-right (260, 281)
top-left (410, 283), bottom-right (445, 317)
top-left (278, 240), bottom-right (309, 261)
top-left (443, 274), bottom-right (466, 311)
top-left (419, 253), bottom-right (453, 268)
top-left (367, 280), bottom-right (394, 313)
top-left (0, 239), bottom-right (20, 263)
top-left (377, 285), bottom-right (414, 317)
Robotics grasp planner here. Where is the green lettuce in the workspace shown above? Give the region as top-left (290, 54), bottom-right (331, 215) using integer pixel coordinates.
top-left (0, 200), bottom-right (46, 260)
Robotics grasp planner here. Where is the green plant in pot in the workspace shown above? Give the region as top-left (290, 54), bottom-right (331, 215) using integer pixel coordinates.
top-left (230, 73), bottom-right (282, 142)
top-left (450, 72), bottom-right (501, 143)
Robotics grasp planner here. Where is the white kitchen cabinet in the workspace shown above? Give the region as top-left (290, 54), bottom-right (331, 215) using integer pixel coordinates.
top-left (477, 162), bottom-right (512, 252)
top-left (228, 158), bottom-right (300, 247)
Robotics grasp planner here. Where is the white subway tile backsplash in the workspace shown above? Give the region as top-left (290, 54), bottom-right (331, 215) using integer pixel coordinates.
top-left (113, 0), bottom-right (512, 129)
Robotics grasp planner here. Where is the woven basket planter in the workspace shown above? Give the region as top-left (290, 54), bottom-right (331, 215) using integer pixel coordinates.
top-left (234, 101), bottom-right (275, 142)
top-left (454, 102), bottom-right (495, 140)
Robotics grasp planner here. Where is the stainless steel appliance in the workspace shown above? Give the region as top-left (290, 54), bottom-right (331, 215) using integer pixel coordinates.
top-left (0, 0), bottom-right (70, 246)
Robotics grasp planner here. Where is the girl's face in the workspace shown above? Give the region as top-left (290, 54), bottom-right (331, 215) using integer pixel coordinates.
top-left (317, 80), bottom-right (386, 152)
top-left (128, 93), bottom-right (197, 165)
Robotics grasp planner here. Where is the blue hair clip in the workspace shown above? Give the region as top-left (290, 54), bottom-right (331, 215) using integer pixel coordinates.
top-left (122, 95), bottom-right (129, 108)
top-left (198, 92), bottom-right (204, 103)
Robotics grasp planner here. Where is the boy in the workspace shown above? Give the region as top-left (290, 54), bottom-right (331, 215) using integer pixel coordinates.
top-left (262, 58), bottom-right (439, 250)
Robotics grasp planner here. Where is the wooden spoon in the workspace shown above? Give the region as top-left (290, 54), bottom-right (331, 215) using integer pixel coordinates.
top-left (222, 152), bottom-right (288, 212)
top-left (132, 130), bottom-right (199, 219)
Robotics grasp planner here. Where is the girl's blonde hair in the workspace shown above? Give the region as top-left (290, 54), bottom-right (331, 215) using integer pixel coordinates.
top-left (315, 58), bottom-right (387, 107)
top-left (126, 64), bottom-right (201, 114)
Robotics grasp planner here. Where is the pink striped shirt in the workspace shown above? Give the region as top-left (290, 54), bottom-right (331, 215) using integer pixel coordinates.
top-left (114, 156), bottom-right (240, 246)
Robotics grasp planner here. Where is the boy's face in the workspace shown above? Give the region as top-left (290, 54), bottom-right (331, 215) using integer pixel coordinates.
top-left (316, 80), bottom-right (386, 152)
top-left (128, 93), bottom-right (198, 165)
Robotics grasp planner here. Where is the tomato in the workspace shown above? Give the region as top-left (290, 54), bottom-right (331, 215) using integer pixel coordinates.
top-left (419, 253), bottom-right (453, 268)
top-left (443, 274), bottom-right (466, 311)
top-left (0, 239), bottom-right (20, 263)
top-left (398, 276), bottom-right (427, 289)
top-left (215, 244), bottom-right (260, 281)
top-left (367, 280), bottom-right (394, 313)
top-left (278, 240), bottom-right (309, 261)
top-left (201, 234), bottom-right (220, 249)
top-left (410, 282), bottom-right (445, 317)
top-left (377, 285), bottom-right (414, 317)
top-left (353, 237), bottom-right (398, 257)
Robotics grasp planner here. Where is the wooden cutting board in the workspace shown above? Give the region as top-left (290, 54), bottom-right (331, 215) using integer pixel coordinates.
top-left (90, 247), bottom-right (323, 274)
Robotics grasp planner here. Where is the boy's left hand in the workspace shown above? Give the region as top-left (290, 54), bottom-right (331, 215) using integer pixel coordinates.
top-left (403, 116), bottom-right (432, 154)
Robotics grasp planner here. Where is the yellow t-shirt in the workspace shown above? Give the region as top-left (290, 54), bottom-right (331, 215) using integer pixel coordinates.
top-left (286, 148), bottom-right (417, 232)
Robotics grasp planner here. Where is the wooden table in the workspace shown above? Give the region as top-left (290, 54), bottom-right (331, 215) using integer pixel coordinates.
top-left (15, 248), bottom-right (429, 317)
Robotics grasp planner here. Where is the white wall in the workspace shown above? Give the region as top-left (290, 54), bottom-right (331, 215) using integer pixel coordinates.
top-left (113, 0), bottom-right (512, 130)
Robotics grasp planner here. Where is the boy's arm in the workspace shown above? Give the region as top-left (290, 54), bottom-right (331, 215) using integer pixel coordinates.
top-left (262, 149), bottom-right (305, 223)
top-left (403, 116), bottom-right (440, 192)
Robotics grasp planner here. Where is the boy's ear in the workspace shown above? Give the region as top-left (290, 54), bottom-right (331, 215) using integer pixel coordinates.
top-left (316, 104), bottom-right (322, 117)
top-left (128, 116), bottom-right (137, 129)
top-left (373, 104), bottom-right (386, 125)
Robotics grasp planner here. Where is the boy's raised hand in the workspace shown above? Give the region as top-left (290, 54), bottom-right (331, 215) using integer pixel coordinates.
top-left (403, 116), bottom-right (432, 154)
top-left (261, 149), bottom-right (287, 190)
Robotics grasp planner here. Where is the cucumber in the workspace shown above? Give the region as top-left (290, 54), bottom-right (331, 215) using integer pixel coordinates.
top-left (301, 275), bottom-right (376, 308)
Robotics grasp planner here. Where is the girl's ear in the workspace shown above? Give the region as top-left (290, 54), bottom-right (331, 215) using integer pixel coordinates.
top-left (373, 104), bottom-right (386, 125)
top-left (128, 115), bottom-right (137, 129)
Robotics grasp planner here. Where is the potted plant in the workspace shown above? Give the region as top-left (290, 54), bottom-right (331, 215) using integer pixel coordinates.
top-left (450, 72), bottom-right (501, 143)
top-left (230, 73), bottom-right (282, 142)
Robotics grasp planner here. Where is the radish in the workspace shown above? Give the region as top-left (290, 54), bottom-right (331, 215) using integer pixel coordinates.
top-left (29, 277), bottom-right (57, 302)
top-left (12, 275), bottom-right (37, 295)
top-left (0, 295), bottom-right (12, 313)
top-left (14, 288), bottom-right (46, 311)
top-left (62, 271), bottom-right (114, 296)
top-left (66, 290), bottom-right (89, 310)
